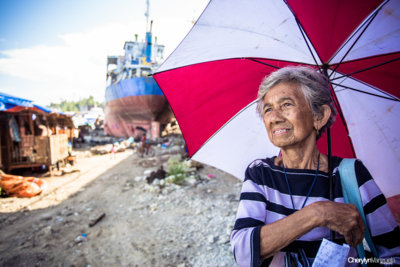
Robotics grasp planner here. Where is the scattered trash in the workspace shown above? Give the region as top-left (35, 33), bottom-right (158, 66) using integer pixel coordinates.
top-left (143, 170), bottom-right (153, 175)
top-left (207, 235), bottom-right (215, 244)
top-left (90, 143), bottom-right (126, 155)
top-left (75, 233), bottom-right (88, 243)
top-left (218, 235), bottom-right (230, 244)
top-left (146, 166), bottom-right (166, 184)
top-left (134, 176), bottom-right (146, 182)
top-left (150, 203), bottom-right (158, 212)
top-left (207, 174), bottom-right (215, 178)
top-left (0, 172), bottom-right (47, 198)
top-left (89, 213), bottom-right (106, 227)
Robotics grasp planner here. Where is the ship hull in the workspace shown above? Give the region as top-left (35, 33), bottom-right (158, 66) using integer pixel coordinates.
top-left (104, 77), bottom-right (173, 138)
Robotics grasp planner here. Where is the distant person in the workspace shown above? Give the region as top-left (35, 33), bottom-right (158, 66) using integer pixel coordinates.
top-left (140, 134), bottom-right (147, 156)
top-left (110, 144), bottom-right (117, 159)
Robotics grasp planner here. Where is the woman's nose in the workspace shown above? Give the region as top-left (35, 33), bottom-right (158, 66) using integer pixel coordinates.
top-left (269, 108), bottom-right (285, 123)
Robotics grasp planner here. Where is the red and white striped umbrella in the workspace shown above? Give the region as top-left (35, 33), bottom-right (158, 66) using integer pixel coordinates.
top-left (154, 0), bottom-right (400, 219)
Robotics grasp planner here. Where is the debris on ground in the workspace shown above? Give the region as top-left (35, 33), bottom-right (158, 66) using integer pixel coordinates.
top-left (89, 213), bottom-right (106, 227)
top-left (146, 166), bottom-right (167, 184)
top-left (90, 143), bottom-right (126, 155)
top-left (0, 172), bottom-right (48, 198)
top-left (0, 138), bottom-right (241, 267)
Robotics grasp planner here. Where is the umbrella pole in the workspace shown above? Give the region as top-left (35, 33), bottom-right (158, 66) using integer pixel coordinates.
top-left (327, 127), bottom-right (334, 241)
top-left (322, 65), bottom-right (334, 241)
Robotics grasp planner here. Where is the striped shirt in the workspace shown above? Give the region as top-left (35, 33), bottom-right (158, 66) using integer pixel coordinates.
top-left (231, 156), bottom-right (400, 267)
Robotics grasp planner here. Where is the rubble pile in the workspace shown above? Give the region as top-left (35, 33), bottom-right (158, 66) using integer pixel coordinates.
top-left (131, 159), bottom-right (241, 266)
top-left (129, 154), bottom-right (240, 266)
top-left (161, 119), bottom-right (182, 136)
top-left (89, 143), bottom-right (126, 155)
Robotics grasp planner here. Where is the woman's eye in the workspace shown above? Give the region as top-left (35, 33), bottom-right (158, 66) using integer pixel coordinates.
top-left (264, 108), bottom-right (272, 113)
top-left (283, 103), bottom-right (291, 107)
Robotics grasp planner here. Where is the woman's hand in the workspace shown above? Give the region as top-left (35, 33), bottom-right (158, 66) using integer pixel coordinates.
top-left (312, 201), bottom-right (365, 248)
top-left (259, 201), bottom-right (365, 259)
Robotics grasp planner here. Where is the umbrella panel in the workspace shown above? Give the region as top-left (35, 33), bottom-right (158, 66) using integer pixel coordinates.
top-left (155, 59), bottom-right (311, 157)
top-left (286, 0), bottom-right (384, 63)
top-left (332, 53), bottom-right (400, 99)
top-left (156, 57), bottom-right (358, 159)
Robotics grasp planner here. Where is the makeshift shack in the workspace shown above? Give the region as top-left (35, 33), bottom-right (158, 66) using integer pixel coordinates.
top-left (0, 92), bottom-right (75, 173)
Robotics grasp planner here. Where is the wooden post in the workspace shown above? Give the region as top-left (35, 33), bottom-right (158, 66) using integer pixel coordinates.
top-left (6, 123), bottom-right (12, 172)
top-left (45, 114), bottom-right (50, 134)
top-left (17, 114), bottom-right (23, 163)
top-left (29, 111), bottom-right (34, 136)
top-left (44, 115), bottom-right (52, 176)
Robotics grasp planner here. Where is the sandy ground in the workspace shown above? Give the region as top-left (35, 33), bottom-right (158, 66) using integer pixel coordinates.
top-left (0, 149), bottom-right (242, 267)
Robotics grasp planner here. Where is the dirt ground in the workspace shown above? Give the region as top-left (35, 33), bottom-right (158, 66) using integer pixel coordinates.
top-left (0, 149), bottom-right (242, 267)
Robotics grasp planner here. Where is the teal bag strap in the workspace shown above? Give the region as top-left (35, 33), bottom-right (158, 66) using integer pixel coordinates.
top-left (339, 159), bottom-right (380, 264)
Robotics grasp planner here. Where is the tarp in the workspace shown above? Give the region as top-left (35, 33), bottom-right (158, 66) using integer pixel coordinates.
top-left (0, 92), bottom-right (33, 112)
top-left (33, 104), bottom-right (53, 113)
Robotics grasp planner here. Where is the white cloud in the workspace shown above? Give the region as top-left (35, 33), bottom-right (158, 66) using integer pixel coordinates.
top-left (0, 18), bottom-right (194, 105)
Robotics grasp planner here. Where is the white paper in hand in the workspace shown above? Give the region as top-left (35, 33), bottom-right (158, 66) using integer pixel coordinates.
top-left (311, 238), bottom-right (350, 267)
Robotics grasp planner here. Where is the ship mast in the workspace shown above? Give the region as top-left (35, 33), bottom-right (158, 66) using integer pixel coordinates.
top-left (145, 0), bottom-right (150, 32)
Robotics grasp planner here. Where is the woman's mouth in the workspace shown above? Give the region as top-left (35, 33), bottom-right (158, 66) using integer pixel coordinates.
top-left (273, 129), bottom-right (290, 135)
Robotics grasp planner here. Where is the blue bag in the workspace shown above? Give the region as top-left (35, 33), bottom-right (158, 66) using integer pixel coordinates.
top-left (339, 159), bottom-right (380, 266)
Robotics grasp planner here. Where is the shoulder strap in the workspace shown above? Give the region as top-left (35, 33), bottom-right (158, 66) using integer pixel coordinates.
top-left (339, 159), bottom-right (380, 260)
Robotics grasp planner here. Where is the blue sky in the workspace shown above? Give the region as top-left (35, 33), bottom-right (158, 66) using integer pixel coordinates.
top-left (0, 0), bottom-right (209, 106)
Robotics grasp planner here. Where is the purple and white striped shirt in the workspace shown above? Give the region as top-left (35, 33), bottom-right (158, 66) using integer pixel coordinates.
top-left (231, 156), bottom-right (400, 267)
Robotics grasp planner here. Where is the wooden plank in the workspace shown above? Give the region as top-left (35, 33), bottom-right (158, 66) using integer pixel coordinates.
top-left (9, 163), bottom-right (46, 170)
top-left (34, 136), bottom-right (49, 164)
top-left (49, 134), bottom-right (68, 164)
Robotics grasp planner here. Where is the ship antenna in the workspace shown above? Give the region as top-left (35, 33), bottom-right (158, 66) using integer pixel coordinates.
top-left (145, 0), bottom-right (150, 32)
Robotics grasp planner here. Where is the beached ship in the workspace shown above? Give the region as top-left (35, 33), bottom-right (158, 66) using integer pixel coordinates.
top-left (104, 4), bottom-right (173, 139)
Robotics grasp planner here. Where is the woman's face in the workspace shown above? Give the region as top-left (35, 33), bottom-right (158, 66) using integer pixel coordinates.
top-left (263, 82), bottom-right (316, 149)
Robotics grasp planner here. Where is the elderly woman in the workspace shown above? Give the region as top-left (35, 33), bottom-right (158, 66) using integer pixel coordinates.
top-left (231, 66), bottom-right (400, 266)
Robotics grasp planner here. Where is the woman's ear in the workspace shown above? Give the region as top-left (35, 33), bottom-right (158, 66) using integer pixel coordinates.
top-left (314, 104), bottom-right (331, 131)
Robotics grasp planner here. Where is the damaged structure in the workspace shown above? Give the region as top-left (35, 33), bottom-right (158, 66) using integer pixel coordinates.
top-left (0, 92), bottom-right (74, 173)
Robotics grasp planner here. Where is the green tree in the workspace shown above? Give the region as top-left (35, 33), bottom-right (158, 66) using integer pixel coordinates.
top-left (48, 96), bottom-right (104, 112)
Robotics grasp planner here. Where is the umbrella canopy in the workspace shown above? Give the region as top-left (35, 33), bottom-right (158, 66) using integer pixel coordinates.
top-left (154, 0), bottom-right (400, 209)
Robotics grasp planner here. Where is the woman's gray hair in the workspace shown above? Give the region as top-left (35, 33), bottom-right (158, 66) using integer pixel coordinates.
top-left (256, 66), bottom-right (337, 140)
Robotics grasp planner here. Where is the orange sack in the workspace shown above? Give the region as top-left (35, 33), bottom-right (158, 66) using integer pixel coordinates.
top-left (0, 173), bottom-right (47, 198)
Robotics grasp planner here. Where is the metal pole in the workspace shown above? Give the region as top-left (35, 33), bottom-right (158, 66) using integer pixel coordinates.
top-left (322, 65), bottom-right (334, 241)
top-left (145, 0), bottom-right (150, 32)
top-left (322, 66), bottom-right (332, 200)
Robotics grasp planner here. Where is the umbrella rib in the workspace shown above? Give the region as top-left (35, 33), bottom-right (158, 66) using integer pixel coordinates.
top-left (332, 83), bottom-right (400, 101)
top-left (248, 59), bottom-right (281, 69)
top-left (331, 69), bottom-right (397, 100)
top-left (331, 56), bottom-right (400, 81)
top-left (296, 20), bottom-right (321, 71)
top-left (283, 0), bottom-right (322, 69)
top-left (328, 1), bottom-right (387, 74)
